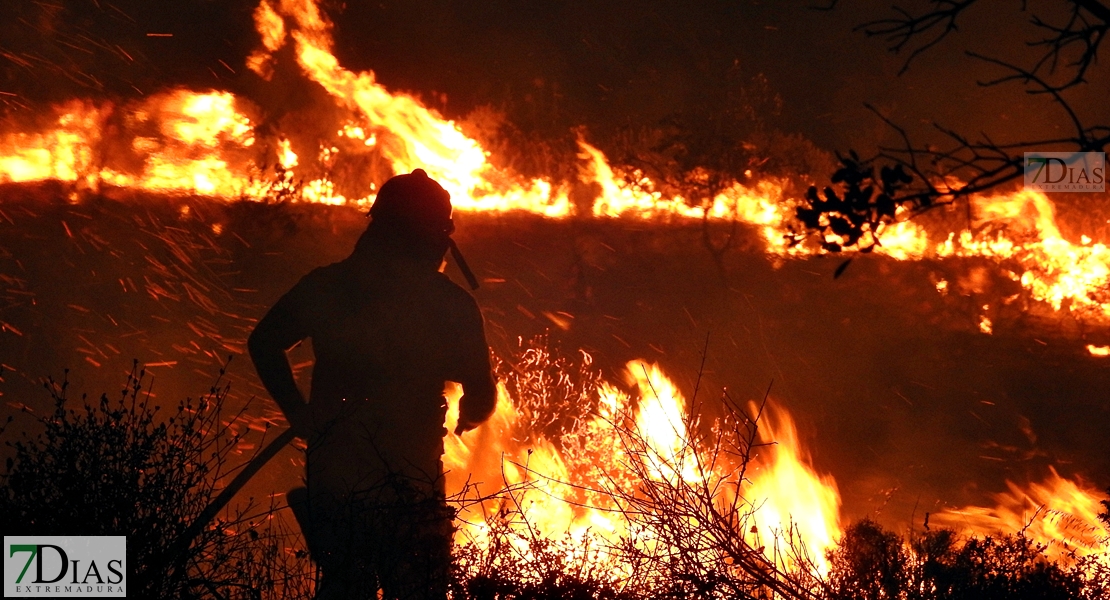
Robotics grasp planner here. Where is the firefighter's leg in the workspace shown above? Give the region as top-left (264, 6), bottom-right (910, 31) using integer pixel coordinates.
top-left (291, 486), bottom-right (372, 600)
top-left (375, 479), bottom-right (454, 600)
top-left (288, 487), bottom-right (325, 560)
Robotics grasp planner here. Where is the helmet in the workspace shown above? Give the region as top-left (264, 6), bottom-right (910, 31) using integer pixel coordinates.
top-left (369, 169), bottom-right (454, 241)
top-left (361, 169), bottom-right (478, 287)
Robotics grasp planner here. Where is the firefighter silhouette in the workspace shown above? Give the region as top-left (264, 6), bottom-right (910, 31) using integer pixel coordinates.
top-left (248, 169), bottom-right (496, 599)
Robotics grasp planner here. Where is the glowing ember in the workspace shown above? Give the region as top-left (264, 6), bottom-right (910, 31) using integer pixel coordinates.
top-left (979, 311), bottom-right (993, 335)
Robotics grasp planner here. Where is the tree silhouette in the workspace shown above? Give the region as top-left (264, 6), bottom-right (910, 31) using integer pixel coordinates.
top-left (795, 0), bottom-right (1110, 251)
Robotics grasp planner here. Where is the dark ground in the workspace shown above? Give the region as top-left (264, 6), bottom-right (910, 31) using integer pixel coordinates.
top-left (1, 183), bottom-right (1108, 529)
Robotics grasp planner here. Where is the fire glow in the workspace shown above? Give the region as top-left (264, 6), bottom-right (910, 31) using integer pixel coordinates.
top-left (442, 358), bottom-right (844, 576)
top-left (1, 0), bottom-right (1107, 577)
top-left (442, 356), bottom-right (1109, 575)
top-left (935, 467), bottom-right (1110, 566)
top-left (5, 61), bottom-right (1110, 325)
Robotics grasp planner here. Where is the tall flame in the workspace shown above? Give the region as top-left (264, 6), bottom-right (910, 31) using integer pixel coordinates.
top-left (443, 359), bottom-right (844, 575)
top-left (746, 405), bottom-right (842, 574)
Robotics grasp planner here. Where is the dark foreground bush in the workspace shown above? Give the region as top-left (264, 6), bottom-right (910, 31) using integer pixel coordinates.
top-left (1102, 495), bottom-right (1110, 530)
top-left (451, 526), bottom-right (638, 600)
top-left (0, 363), bottom-right (312, 600)
top-left (827, 519), bottom-right (1110, 600)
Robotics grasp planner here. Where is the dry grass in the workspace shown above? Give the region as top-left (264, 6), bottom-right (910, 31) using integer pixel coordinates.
top-left (0, 362), bottom-right (314, 599)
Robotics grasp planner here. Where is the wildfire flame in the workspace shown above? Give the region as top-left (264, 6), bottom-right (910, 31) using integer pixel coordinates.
top-left (0, 100), bottom-right (104, 188)
top-left (3, 9), bottom-right (1109, 324)
top-left (1, 0), bottom-right (1107, 576)
top-left (934, 467), bottom-right (1110, 566)
top-left (443, 358), bottom-right (843, 575)
top-left (745, 406), bottom-right (842, 573)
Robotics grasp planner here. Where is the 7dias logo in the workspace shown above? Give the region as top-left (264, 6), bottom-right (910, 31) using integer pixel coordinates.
top-left (4, 536), bottom-right (126, 597)
top-left (1024, 152), bottom-right (1105, 192)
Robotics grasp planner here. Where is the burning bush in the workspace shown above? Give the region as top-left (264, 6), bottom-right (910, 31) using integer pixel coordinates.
top-left (451, 339), bottom-right (833, 600)
top-left (0, 362), bottom-right (312, 600)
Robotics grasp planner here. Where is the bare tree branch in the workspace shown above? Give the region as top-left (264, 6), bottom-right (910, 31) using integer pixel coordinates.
top-left (1026, 3), bottom-right (1109, 91)
top-left (857, 0), bottom-right (982, 75)
top-left (795, 1), bottom-right (1110, 252)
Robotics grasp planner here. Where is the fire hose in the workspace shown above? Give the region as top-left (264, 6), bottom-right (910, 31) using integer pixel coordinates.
top-left (170, 427), bottom-right (297, 560)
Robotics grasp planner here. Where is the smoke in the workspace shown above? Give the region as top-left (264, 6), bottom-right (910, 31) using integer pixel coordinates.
top-left (317, 0), bottom-right (1108, 165)
top-left (2, 195), bottom-right (1106, 530)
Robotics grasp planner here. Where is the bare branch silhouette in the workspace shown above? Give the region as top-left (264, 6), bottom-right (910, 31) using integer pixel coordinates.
top-left (795, 0), bottom-right (1110, 252)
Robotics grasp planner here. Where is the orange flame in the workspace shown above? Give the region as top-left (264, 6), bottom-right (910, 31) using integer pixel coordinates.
top-left (5, 3), bottom-right (1107, 327)
top-left (935, 467), bottom-right (1109, 565)
top-left (1, 0), bottom-right (1108, 571)
top-left (937, 190), bottom-right (1110, 320)
top-left (442, 359), bottom-right (843, 574)
top-left (746, 404), bottom-right (842, 574)
top-left (0, 101), bottom-right (104, 188)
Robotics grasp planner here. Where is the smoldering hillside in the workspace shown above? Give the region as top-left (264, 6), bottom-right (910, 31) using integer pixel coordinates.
top-left (1, 184), bottom-right (1107, 527)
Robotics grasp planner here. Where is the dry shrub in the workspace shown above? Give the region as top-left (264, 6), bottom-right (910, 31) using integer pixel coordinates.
top-left (451, 520), bottom-right (635, 600)
top-left (827, 519), bottom-right (1110, 600)
top-left (0, 361), bottom-right (313, 600)
top-left (3, 346), bottom-right (1107, 600)
top-left (461, 339), bottom-right (828, 600)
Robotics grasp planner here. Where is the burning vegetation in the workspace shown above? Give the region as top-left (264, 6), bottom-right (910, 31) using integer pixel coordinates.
top-left (3, 341), bottom-right (1108, 598)
top-left (1, 0), bottom-right (1110, 598)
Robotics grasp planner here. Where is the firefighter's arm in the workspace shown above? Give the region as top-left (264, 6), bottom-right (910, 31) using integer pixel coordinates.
top-left (453, 298), bottom-right (497, 435)
top-left (248, 288), bottom-right (311, 438)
